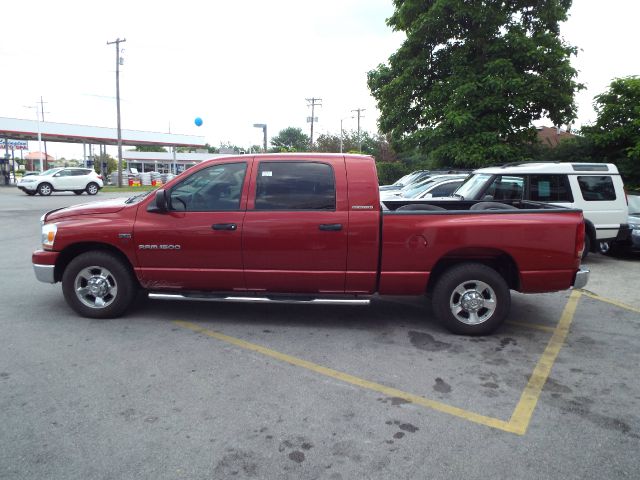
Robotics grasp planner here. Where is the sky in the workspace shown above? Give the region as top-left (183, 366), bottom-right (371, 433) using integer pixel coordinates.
top-left (1, 0), bottom-right (639, 160)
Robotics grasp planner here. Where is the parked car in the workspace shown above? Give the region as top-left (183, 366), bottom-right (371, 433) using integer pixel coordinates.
top-left (603, 192), bottom-right (640, 254)
top-left (16, 167), bottom-right (104, 196)
top-left (379, 170), bottom-right (430, 191)
top-left (380, 174), bottom-right (468, 200)
top-left (432, 162), bottom-right (629, 258)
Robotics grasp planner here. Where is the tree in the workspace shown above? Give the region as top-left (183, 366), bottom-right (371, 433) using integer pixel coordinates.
top-left (581, 76), bottom-right (640, 184)
top-left (368, 0), bottom-right (582, 168)
top-left (270, 127), bottom-right (310, 152)
top-left (133, 145), bottom-right (167, 152)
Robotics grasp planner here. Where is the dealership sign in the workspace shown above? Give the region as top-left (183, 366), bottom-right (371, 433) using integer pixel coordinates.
top-left (0, 140), bottom-right (28, 150)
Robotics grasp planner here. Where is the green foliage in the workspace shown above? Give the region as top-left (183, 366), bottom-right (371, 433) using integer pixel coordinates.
top-left (376, 161), bottom-right (412, 185)
top-left (270, 127), bottom-right (310, 152)
top-left (368, 0), bottom-right (582, 168)
top-left (581, 76), bottom-right (640, 185)
top-left (133, 145), bottom-right (167, 152)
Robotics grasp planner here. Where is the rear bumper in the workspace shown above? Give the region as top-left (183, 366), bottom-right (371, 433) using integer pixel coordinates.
top-left (32, 250), bottom-right (60, 284)
top-left (572, 267), bottom-right (590, 290)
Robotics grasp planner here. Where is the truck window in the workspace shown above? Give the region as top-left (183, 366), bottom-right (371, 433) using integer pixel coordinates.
top-left (577, 176), bottom-right (616, 201)
top-left (254, 161), bottom-right (335, 210)
top-left (528, 175), bottom-right (573, 202)
top-left (169, 162), bottom-right (247, 211)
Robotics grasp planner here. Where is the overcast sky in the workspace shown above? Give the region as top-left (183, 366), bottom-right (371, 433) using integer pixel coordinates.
top-left (2, 0), bottom-right (639, 160)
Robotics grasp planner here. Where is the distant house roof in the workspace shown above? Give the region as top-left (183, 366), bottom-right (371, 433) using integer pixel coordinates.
top-left (25, 151), bottom-right (54, 161)
top-left (536, 126), bottom-right (575, 148)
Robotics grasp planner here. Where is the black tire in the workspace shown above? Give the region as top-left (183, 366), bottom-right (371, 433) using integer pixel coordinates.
top-left (86, 182), bottom-right (99, 195)
top-left (432, 263), bottom-right (511, 335)
top-left (37, 182), bottom-right (53, 196)
top-left (582, 234), bottom-right (591, 260)
top-left (74, 190), bottom-right (84, 195)
top-left (598, 240), bottom-right (611, 255)
top-left (62, 251), bottom-right (136, 319)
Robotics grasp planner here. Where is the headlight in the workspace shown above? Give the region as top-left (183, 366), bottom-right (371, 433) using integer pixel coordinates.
top-left (41, 223), bottom-right (58, 250)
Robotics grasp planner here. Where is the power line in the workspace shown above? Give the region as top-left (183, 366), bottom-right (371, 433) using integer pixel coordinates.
top-left (306, 97), bottom-right (322, 147)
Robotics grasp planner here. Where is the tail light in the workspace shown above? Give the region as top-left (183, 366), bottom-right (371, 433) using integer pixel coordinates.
top-left (576, 220), bottom-right (586, 260)
top-left (97, 175), bottom-right (103, 180)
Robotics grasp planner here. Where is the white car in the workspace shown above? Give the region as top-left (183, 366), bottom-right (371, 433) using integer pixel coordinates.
top-left (17, 167), bottom-right (104, 196)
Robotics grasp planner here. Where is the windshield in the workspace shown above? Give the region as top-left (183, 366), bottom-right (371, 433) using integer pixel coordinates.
top-left (453, 173), bottom-right (493, 199)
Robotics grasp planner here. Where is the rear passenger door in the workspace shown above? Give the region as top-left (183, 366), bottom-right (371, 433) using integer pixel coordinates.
top-left (242, 159), bottom-right (349, 294)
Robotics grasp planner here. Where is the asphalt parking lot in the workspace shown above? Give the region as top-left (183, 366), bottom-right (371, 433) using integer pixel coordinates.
top-left (1, 187), bottom-right (639, 479)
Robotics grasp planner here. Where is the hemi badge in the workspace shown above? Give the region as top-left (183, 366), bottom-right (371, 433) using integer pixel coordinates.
top-left (351, 205), bottom-right (374, 210)
top-left (118, 233), bottom-right (132, 239)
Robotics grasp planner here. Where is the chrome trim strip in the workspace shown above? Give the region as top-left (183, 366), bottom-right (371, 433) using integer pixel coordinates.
top-left (148, 293), bottom-right (370, 305)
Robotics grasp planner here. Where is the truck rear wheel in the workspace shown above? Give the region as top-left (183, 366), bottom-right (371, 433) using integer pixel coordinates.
top-left (432, 263), bottom-right (510, 335)
top-left (62, 251), bottom-right (136, 319)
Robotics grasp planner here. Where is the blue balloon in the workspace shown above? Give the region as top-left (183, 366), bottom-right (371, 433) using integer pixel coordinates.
top-left (194, 117), bottom-right (203, 127)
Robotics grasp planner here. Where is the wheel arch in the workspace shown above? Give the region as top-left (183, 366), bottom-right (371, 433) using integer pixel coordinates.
top-left (583, 219), bottom-right (597, 252)
top-left (426, 248), bottom-right (520, 293)
top-left (54, 242), bottom-right (137, 284)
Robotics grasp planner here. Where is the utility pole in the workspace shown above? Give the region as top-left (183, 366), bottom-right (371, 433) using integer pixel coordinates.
top-left (306, 97), bottom-right (322, 147)
top-left (107, 37), bottom-right (126, 187)
top-left (39, 96), bottom-right (49, 168)
top-left (351, 108), bottom-right (365, 153)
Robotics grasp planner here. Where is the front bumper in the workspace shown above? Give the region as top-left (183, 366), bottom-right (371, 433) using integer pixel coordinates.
top-left (33, 264), bottom-right (56, 283)
top-left (32, 250), bottom-right (60, 284)
top-left (572, 267), bottom-right (590, 290)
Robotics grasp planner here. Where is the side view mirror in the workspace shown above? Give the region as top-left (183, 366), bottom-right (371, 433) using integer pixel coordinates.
top-left (147, 189), bottom-right (168, 213)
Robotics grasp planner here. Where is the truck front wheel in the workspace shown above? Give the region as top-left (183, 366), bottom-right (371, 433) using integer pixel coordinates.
top-left (432, 263), bottom-right (510, 335)
top-left (62, 251), bottom-right (136, 319)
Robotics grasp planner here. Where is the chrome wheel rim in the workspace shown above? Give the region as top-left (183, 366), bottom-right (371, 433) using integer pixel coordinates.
top-left (87, 184), bottom-right (98, 194)
top-left (449, 280), bottom-right (497, 325)
top-left (74, 266), bottom-right (118, 309)
top-left (599, 241), bottom-right (610, 254)
top-left (39, 184), bottom-right (51, 195)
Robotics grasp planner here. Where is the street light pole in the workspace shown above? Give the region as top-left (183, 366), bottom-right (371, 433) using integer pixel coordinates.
top-left (253, 124), bottom-right (267, 153)
top-left (107, 37), bottom-right (126, 187)
top-left (24, 104), bottom-right (43, 171)
top-left (340, 116), bottom-right (353, 154)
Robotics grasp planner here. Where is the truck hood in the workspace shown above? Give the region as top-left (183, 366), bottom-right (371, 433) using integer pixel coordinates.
top-left (45, 197), bottom-right (131, 222)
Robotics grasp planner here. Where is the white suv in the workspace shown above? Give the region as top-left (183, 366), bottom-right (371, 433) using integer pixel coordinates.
top-left (449, 162), bottom-right (629, 257)
top-left (17, 167), bottom-right (104, 196)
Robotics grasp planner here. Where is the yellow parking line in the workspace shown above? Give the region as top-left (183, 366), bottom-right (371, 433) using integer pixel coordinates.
top-left (506, 290), bottom-right (581, 435)
top-left (506, 321), bottom-right (557, 333)
top-left (174, 320), bottom-right (517, 433)
top-left (579, 291), bottom-right (640, 315)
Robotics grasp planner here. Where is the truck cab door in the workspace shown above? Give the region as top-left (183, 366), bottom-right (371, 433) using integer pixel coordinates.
top-left (134, 161), bottom-right (249, 291)
top-left (241, 158), bottom-right (349, 294)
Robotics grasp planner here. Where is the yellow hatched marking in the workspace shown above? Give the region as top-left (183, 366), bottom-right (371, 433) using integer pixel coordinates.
top-left (507, 290), bottom-right (581, 435)
top-left (506, 321), bottom-right (557, 333)
top-left (174, 291), bottom-right (582, 436)
top-left (579, 291), bottom-right (640, 315)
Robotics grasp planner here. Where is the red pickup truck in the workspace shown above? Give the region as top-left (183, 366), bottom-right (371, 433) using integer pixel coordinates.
top-left (32, 154), bottom-right (588, 335)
